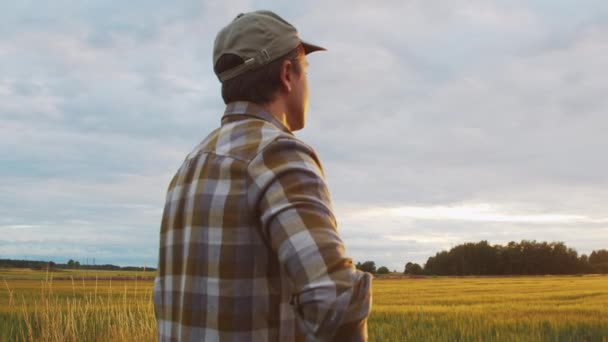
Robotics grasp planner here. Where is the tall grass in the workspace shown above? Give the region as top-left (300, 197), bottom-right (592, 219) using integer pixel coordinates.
top-left (1, 272), bottom-right (155, 341)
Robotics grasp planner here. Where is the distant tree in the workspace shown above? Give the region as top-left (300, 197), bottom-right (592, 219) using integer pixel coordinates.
top-left (589, 250), bottom-right (608, 264)
top-left (376, 266), bottom-right (390, 274)
top-left (356, 261), bottom-right (376, 274)
top-left (578, 254), bottom-right (592, 274)
top-left (423, 250), bottom-right (450, 275)
top-left (66, 259), bottom-right (81, 269)
top-left (0, 258), bottom-right (155, 272)
top-left (404, 262), bottom-right (423, 275)
top-left (589, 250), bottom-right (608, 274)
top-left (423, 240), bottom-right (594, 276)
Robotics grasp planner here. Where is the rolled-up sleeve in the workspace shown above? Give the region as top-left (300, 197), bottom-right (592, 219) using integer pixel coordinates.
top-left (247, 137), bottom-right (372, 341)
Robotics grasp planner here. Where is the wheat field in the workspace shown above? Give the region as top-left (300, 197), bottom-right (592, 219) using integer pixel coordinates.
top-left (370, 275), bottom-right (608, 341)
top-left (1, 269), bottom-right (607, 341)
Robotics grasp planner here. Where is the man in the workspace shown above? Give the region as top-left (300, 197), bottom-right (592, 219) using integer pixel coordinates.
top-left (154, 10), bottom-right (371, 341)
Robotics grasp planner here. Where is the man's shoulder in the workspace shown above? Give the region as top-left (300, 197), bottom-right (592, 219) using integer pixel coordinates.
top-left (188, 117), bottom-right (308, 164)
top-left (247, 127), bottom-right (325, 179)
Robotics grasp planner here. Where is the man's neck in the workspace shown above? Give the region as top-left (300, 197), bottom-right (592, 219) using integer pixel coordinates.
top-left (262, 100), bottom-right (291, 131)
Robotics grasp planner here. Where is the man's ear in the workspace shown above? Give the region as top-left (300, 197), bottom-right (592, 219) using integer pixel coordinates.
top-left (280, 59), bottom-right (292, 93)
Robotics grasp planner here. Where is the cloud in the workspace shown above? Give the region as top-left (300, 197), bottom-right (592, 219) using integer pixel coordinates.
top-left (0, 225), bottom-right (42, 230)
top-left (303, 10), bottom-right (608, 217)
top-left (353, 203), bottom-right (608, 224)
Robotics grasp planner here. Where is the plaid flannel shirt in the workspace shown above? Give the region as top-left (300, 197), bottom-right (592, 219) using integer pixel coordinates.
top-left (154, 101), bottom-right (372, 341)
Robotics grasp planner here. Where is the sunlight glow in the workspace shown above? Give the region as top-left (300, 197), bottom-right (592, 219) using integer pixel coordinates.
top-left (354, 204), bottom-right (607, 224)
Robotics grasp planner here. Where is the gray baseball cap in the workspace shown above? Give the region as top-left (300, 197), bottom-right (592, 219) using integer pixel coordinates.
top-left (213, 10), bottom-right (326, 82)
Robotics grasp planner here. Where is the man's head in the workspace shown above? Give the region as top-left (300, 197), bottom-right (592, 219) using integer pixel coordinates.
top-left (213, 10), bottom-right (324, 131)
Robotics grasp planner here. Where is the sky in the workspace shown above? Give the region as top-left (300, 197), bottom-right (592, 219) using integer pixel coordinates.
top-left (1, 1), bottom-right (607, 271)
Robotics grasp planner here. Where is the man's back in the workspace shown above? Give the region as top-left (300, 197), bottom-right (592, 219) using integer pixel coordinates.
top-left (154, 102), bottom-right (371, 341)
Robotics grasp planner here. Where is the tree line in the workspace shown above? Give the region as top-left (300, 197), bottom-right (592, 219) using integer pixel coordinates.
top-left (4, 240), bottom-right (608, 277)
top-left (354, 240), bottom-right (608, 276)
top-left (355, 261), bottom-right (391, 275)
top-left (412, 240), bottom-right (608, 276)
top-left (0, 258), bottom-right (155, 272)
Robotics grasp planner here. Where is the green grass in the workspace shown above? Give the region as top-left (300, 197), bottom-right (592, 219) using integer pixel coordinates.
top-left (1, 269), bottom-right (607, 341)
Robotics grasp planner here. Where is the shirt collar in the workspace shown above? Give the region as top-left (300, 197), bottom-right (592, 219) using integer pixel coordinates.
top-left (221, 101), bottom-right (292, 134)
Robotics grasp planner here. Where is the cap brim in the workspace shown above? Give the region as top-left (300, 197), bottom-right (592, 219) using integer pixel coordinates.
top-left (301, 40), bottom-right (326, 54)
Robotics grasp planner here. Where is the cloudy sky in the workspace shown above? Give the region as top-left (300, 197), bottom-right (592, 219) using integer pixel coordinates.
top-left (1, 1), bottom-right (607, 271)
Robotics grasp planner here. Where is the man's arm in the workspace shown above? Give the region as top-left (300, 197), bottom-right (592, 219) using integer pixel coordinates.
top-left (247, 137), bottom-right (372, 341)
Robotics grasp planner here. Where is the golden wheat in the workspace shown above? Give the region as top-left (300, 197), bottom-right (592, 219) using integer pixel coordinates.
top-left (1, 270), bottom-right (607, 341)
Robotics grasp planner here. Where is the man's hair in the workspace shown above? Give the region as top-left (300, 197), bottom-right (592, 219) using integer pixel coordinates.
top-left (214, 45), bottom-right (303, 105)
